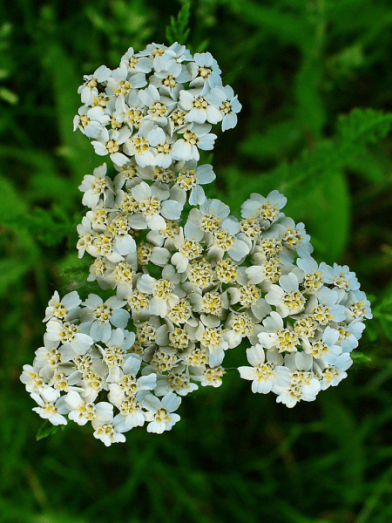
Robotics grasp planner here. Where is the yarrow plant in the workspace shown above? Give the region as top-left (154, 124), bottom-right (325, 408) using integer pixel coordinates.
top-left (21, 41), bottom-right (372, 446)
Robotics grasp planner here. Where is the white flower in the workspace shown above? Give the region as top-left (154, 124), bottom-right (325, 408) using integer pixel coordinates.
top-left (96, 328), bottom-right (136, 382)
top-left (73, 105), bottom-right (110, 138)
top-left (139, 84), bottom-right (177, 126)
top-left (20, 364), bottom-right (48, 394)
top-left (343, 290), bottom-right (372, 322)
top-left (122, 121), bottom-right (157, 167)
top-left (154, 366), bottom-right (198, 397)
top-left (171, 124), bottom-right (217, 161)
top-left (274, 353), bottom-right (321, 408)
top-left (113, 395), bottom-right (147, 431)
top-left (245, 259), bottom-right (282, 290)
top-left (228, 281), bottom-right (271, 321)
top-left (159, 43), bottom-right (193, 74)
top-left (170, 162), bottom-right (216, 206)
top-left (102, 255), bottom-right (137, 296)
top-left (46, 319), bottom-right (93, 356)
top-left (320, 262), bottom-right (360, 291)
top-left (278, 217), bottom-right (313, 258)
top-left (205, 85), bottom-right (242, 131)
top-left (113, 91), bottom-right (146, 132)
top-left (76, 216), bottom-right (96, 258)
top-left (147, 126), bottom-right (175, 168)
top-left (319, 353), bottom-right (353, 390)
top-left (149, 53), bottom-right (192, 93)
top-left (241, 190), bottom-right (287, 225)
top-left (238, 345), bottom-right (290, 393)
top-left (265, 273), bottom-right (306, 317)
top-left (78, 65), bottom-right (112, 105)
top-left (179, 88), bottom-right (222, 125)
top-left (194, 315), bottom-right (228, 367)
top-left (190, 289), bottom-right (228, 319)
top-left (207, 217), bottom-right (250, 262)
top-left (191, 365), bottom-right (225, 388)
top-left (92, 127), bottom-right (132, 166)
top-left (137, 43), bottom-right (168, 69)
top-left (334, 320), bottom-right (365, 352)
top-left (189, 52), bottom-right (222, 89)
top-left (184, 198), bottom-right (230, 241)
top-left (143, 392), bottom-right (181, 433)
top-left (307, 287), bottom-right (346, 325)
top-left (224, 311), bottom-right (262, 348)
top-left (80, 294), bottom-right (130, 343)
top-left (113, 161), bottom-right (154, 190)
top-left (106, 64), bottom-right (146, 96)
top-left (43, 291), bottom-right (81, 323)
top-left (65, 391), bottom-right (113, 426)
top-left (102, 212), bottom-right (136, 257)
top-left (171, 227), bottom-right (204, 273)
top-left (107, 354), bottom-right (156, 409)
top-left (301, 325), bottom-right (341, 362)
top-left (92, 414), bottom-right (128, 446)
top-left (296, 256), bottom-right (324, 294)
top-left (145, 219), bottom-right (181, 251)
top-left (120, 47), bottom-right (153, 74)
top-left (22, 40), bottom-right (372, 438)
top-left (257, 311), bottom-right (300, 353)
top-left (33, 335), bottom-right (75, 382)
top-left (87, 232), bottom-right (125, 264)
top-left (127, 181), bottom-right (183, 230)
top-left (137, 266), bottom-right (182, 318)
top-left (30, 388), bottom-right (68, 426)
top-left (78, 163), bottom-right (114, 209)
top-left (139, 241), bottom-right (171, 267)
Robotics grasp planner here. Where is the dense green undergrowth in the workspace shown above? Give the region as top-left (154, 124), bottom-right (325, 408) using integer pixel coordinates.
top-left (1, 1), bottom-right (392, 522)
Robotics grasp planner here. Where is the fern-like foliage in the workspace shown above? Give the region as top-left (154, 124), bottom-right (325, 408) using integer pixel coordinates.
top-left (239, 108), bottom-right (392, 198)
top-left (336, 108), bottom-right (392, 144)
top-left (165, 2), bottom-right (191, 45)
top-left (24, 207), bottom-right (73, 246)
top-left (280, 109), bottom-right (392, 190)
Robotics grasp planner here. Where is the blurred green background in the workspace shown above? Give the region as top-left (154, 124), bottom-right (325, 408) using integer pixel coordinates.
top-left (1, 0), bottom-right (392, 522)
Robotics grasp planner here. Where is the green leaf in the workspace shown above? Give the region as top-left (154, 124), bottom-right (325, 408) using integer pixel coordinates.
top-left (346, 149), bottom-right (389, 184)
top-left (373, 294), bottom-right (392, 341)
top-left (36, 420), bottom-right (62, 441)
top-left (24, 207), bottom-right (73, 246)
top-left (260, 108), bottom-right (392, 197)
top-left (221, 0), bottom-right (312, 49)
top-left (337, 108), bottom-right (392, 144)
top-left (0, 258), bottom-right (30, 295)
top-left (351, 352), bottom-right (372, 364)
top-left (29, 171), bottom-right (78, 209)
top-left (379, 317), bottom-right (392, 342)
top-left (166, 2), bottom-right (191, 45)
top-left (43, 43), bottom-right (95, 179)
top-left (56, 252), bottom-right (96, 296)
top-left (294, 58), bottom-right (326, 138)
top-left (305, 170), bottom-right (351, 262)
top-left (320, 391), bottom-right (365, 505)
top-left (0, 175), bottom-right (28, 225)
top-left (240, 120), bottom-right (303, 161)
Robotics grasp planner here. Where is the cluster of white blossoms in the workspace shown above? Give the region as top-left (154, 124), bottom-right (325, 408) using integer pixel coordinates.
top-left (21, 42), bottom-right (372, 446)
top-left (73, 42), bottom-right (241, 168)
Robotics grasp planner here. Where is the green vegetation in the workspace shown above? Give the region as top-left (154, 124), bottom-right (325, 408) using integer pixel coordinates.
top-left (1, 0), bottom-right (392, 521)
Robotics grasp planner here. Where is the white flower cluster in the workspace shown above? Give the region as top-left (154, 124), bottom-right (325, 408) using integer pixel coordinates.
top-left (21, 42), bottom-right (372, 446)
top-left (73, 42), bottom-right (241, 168)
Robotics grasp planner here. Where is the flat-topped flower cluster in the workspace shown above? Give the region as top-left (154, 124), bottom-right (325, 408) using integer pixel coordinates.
top-left (21, 42), bottom-right (372, 446)
top-left (74, 42), bottom-right (241, 168)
